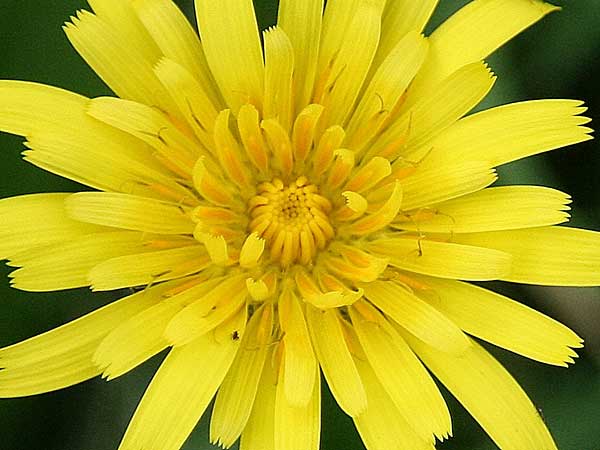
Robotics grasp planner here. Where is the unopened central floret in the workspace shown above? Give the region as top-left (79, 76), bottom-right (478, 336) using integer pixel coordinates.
top-left (248, 176), bottom-right (334, 266)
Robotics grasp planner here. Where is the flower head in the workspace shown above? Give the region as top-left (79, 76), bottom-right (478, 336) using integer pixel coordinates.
top-left (0, 1), bottom-right (596, 450)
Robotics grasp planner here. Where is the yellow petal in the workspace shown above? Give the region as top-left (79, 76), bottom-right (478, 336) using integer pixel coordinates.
top-left (398, 161), bottom-right (497, 211)
top-left (89, 244), bottom-right (210, 291)
top-left (362, 280), bottom-right (470, 354)
top-left (296, 265), bottom-right (363, 308)
top-left (324, 244), bottom-right (388, 284)
top-left (277, 0), bottom-right (324, 112)
top-left (347, 31), bottom-right (429, 151)
top-left (0, 284), bottom-right (163, 397)
top-left (214, 109), bottom-right (254, 190)
top-left (275, 359), bottom-right (321, 450)
top-left (408, 0), bottom-right (559, 104)
top-left (93, 278), bottom-right (215, 380)
top-left (8, 231), bottom-right (149, 292)
top-left (342, 191), bottom-right (368, 213)
top-left (0, 80), bottom-right (89, 137)
top-left (195, 0), bottom-right (264, 112)
top-left (117, 310), bottom-right (246, 450)
top-left (366, 237), bottom-right (512, 281)
top-left (87, 0), bottom-right (162, 63)
top-left (306, 289), bottom-right (363, 309)
top-left (374, 61), bottom-right (496, 159)
top-left (237, 103), bottom-right (270, 174)
top-left (246, 278), bottom-right (270, 302)
top-left (350, 300), bottom-right (451, 441)
top-left (317, 0), bottom-right (359, 76)
top-left (263, 27), bottom-right (295, 133)
top-left (336, 191), bottom-right (368, 221)
top-left (187, 205), bottom-right (242, 225)
top-left (64, 10), bottom-right (176, 114)
top-left (404, 333), bottom-right (558, 450)
top-left (194, 231), bottom-right (229, 266)
top-left (154, 57), bottom-right (219, 151)
top-left (352, 356), bottom-right (436, 450)
top-left (373, 0), bottom-right (438, 68)
top-left (306, 306), bottom-right (367, 417)
top-left (423, 99), bottom-right (593, 168)
top-left (0, 193), bottom-right (107, 260)
top-left (292, 104), bottom-right (324, 163)
top-left (0, 80), bottom-right (173, 193)
top-left (279, 288), bottom-right (317, 406)
top-left (211, 305), bottom-right (273, 448)
top-left (416, 276), bottom-right (583, 366)
top-left (240, 348), bottom-right (278, 450)
top-left (192, 157), bottom-right (239, 208)
top-left (310, 125), bottom-right (346, 178)
top-left (452, 226), bottom-right (600, 286)
top-left (95, 276), bottom-right (226, 379)
top-left (343, 180), bottom-right (402, 236)
top-left (164, 275), bottom-right (248, 346)
top-left (316, 1), bottom-right (382, 127)
top-left (239, 232), bottom-right (266, 268)
top-left (262, 118), bottom-right (294, 178)
top-left (66, 192), bottom-right (195, 234)
top-left (87, 96), bottom-right (200, 176)
top-left (345, 157), bottom-right (391, 194)
top-left (395, 186), bottom-right (571, 233)
top-left (131, 0), bottom-right (222, 108)
top-left (324, 148), bottom-right (355, 191)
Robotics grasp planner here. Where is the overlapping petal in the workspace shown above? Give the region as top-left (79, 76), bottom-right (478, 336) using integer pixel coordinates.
top-left (0, 2), bottom-right (596, 450)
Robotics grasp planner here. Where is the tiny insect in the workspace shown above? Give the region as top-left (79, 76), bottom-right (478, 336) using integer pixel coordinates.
top-left (231, 330), bottom-right (240, 341)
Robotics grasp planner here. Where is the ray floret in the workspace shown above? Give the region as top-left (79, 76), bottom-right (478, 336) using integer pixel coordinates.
top-left (0, 1), bottom-right (596, 450)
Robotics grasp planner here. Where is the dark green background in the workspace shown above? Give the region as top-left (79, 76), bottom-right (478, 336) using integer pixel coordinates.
top-left (1, 1), bottom-right (599, 449)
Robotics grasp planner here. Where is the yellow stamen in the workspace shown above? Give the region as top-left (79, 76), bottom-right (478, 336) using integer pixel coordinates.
top-left (248, 177), bottom-right (334, 266)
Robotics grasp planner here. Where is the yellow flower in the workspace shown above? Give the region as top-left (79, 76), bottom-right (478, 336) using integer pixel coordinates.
top-left (0, 0), bottom-right (596, 450)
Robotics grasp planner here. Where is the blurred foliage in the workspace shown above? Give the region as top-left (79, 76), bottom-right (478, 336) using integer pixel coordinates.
top-left (0, 1), bottom-right (598, 449)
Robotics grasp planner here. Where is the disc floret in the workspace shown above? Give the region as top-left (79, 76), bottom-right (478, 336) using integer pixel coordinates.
top-left (248, 176), bottom-right (334, 267)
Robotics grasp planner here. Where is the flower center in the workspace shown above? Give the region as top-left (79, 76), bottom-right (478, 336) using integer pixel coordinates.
top-left (248, 176), bottom-right (334, 267)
